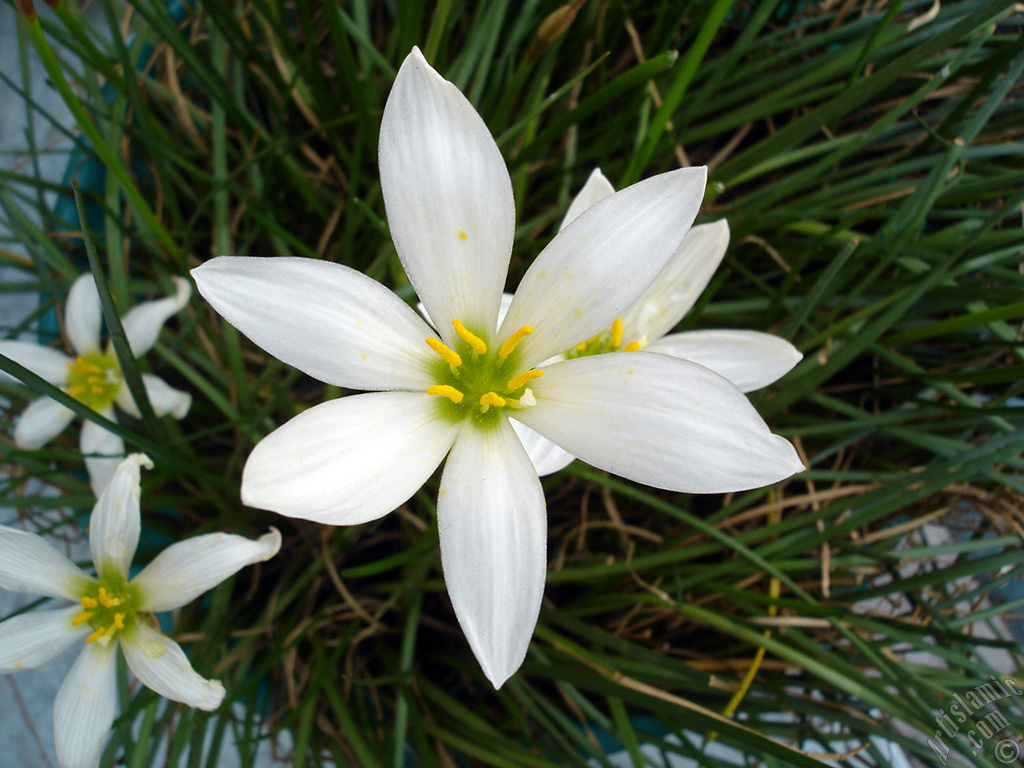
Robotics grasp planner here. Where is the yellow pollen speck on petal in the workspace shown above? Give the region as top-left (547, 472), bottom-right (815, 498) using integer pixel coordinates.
top-left (612, 318), bottom-right (624, 348)
top-left (499, 326), bottom-right (533, 358)
top-left (480, 392), bottom-right (506, 408)
top-left (458, 230), bottom-right (468, 241)
top-left (453, 320), bottom-right (487, 355)
top-left (623, 341), bottom-right (643, 352)
top-left (507, 369), bottom-right (543, 392)
top-left (80, 596), bottom-right (98, 609)
top-left (426, 337), bottom-right (462, 368)
top-left (427, 385), bottom-right (465, 404)
top-left (71, 611), bottom-right (94, 626)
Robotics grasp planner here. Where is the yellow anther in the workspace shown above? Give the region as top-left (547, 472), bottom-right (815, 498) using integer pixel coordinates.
top-left (113, 613), bottom-right (125, 629)
top-left (623, 341), bottom-right (643, 352)
top-left (427, 385), bottom-right (465, 404)
top-left (575, 342), bottom-right (587, 352)
top-left (98, 587), bottom-right (121, 607)
top-left (506, 369), bottom-right (543, 392)
top-left (71, 611), bottom-right (94, 626)
top-left (498, 326), bottom-right (533, 358)
top-left (91, 385), bottom-right (105, 394)
top-left (480, 392), bottom-right (506, 409)
top-left (425, 338), bottom-right (462, 368)
top-left (80, 595), bottom-right (98, 609)
top-left (86, 626), bottom-right (105, 644)
top-left (612, 318), bottom-right (624, 348)
top-left (453, 320), bottom-right (487, 355)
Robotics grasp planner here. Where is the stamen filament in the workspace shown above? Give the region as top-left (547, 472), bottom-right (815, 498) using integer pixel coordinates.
top-left (427, 384), bottom-right (465, 404)
top-left (499, 326), bottom-right (533, 358)
top-left (71, 611), bottom-right (94, 626)
top-left (612, 318), bottom-right (624, 348)
top-left (506, 369), bottom-right (543, 392)
top-left (453, 320), bottom-right (487, 355)
top-left (425, 338), bottom-right (462, 368)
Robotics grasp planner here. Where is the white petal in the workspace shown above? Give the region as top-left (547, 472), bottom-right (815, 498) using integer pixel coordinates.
top-left (54, 642), bottom-right (118, 768)
top-left (14, 396), bottom-right (76, 449)
top-left (515, 352), bottom-right (804, 493)
top-left (192, 256), bottom-right (437, 391)
top-left (621, 219), bottom-right (730, 342)
top-left (558, 168), bottom-right (614, 232)
top-left (133, 528), bottom-right (281, 612)
top-left (65, 274), bottom-right (103, 356)
top-left (379, 47), bottom-right (514, 344)
top-left (88, 454), bottom-right (150, 579)
top-left (418, 291), bottom-right (515, 334)
top-left (115, 374), bottom-right (191, 419)
top-left (0, 606), bottom-right (89, 672)
top-left (0, 525), bottom-right (90, 599)
top-left (646, 329), bottom-right (802, 393)
top-left (80, 413), bottom-right (126, 498)
top-left (119, 276), bottom-right (191, 357)
top-left (242, 392), bottom-right (459, 524)
top-left (121, 621), bottom-right (225, 710)
top-left (0, 340), bottom-right (72, 385)
top-left (500, 167), bottom-right (707, 368)
top-left (437, 419), bottom-right (546, 689)
top-left (510, 419), bottom-right (575, 476)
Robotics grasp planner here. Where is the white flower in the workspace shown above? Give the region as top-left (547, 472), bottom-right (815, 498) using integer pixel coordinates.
top-left (0, 454), bottom-right (282, 768)
top-left (513, 168), bottom-right (804, 475)
top-left (1, 274), bottom-right (192, 495)
top-left (191, 47), bottom-right (803, 688)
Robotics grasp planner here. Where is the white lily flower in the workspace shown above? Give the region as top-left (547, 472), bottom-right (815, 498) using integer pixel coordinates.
top-left (1, 274), bottom-right (192, 495)
top-left (512, 169), bottom-right (805, 475)
top-left (0, 454), bottom-right (282, 768)
top-left (191, 47), bottom-right (803, 689)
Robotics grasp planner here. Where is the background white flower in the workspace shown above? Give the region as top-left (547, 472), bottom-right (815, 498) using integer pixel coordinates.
top-left (0, 454), bottom-right (282, 768)
top-left (0, 273), bottom-right (192, 495)
top-left (192, 47), bottom-right (802, 688)
top-left (513, 169), bottom-right (805, 475)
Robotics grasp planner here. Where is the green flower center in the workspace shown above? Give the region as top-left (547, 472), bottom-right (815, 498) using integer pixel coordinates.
top-left (564, 317), bottom-right (644, 359)
top-left (66, 351), bottom-right (122, 411)
top-left (71, 575), bottom-right (140, 646)
top-left (425, 319), bottom-right (542, 429)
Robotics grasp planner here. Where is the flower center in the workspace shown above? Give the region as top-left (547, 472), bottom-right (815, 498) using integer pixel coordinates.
top-left (424, 319), bottom-right (542, 427)
top-left (71, 578), bottom-right (138, 646)
top-left (564, 317), bottom-right (644, 359)
top-left (66, 352), bottom-right (122, 411)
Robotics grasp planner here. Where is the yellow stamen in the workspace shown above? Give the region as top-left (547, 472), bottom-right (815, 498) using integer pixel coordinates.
top-left (427, 385), bottom-right (465, 404)
top-left (575, 342), bottom-right (587, 352)
top-left (80, 596), bottom-right (98, 609)
top-left (499, 326), bottom-right (533, 358)
top-left (623, 341), bottom-right (643, 352)
top-left (480, 392), bottom-right (506, 409)
top-left (506, 369), bottom-right (543, 392)
top-left (612, 318), bottom-right (624, 348)
top-left (71, 611), bottom-right (94, 626)
top-left (98, 587), bottom-right (121, 607)
top-left (425, 338), bottom-right (462, 368)
top-left (90, 385), bottom-right (105, 394)
top-left (85, 626), bottom-right (105, 644)
top-left (453, 320), bottom-right (487, 355)
top-left (113, 613), bottom-right (125, 629)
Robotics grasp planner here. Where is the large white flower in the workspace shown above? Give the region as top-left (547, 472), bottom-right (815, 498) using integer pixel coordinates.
top-left (0, 454), bottom-right (281, 768)
top-left (191, 47), bottom-right (803, 688)
top-left (514, 168), bottom-right (804, 475)
top-left (0, 274), bottom-right (192, 495)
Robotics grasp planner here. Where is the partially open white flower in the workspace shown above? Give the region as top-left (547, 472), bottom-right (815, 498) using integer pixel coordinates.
top-left (0, 454), bottom-right (281, 768)
top-left (0, 274), bottom-right (192, 495)
top-left (513, 169), bottom-right (804, 475)
top-left (191, 47), bottom-right (803, 689)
